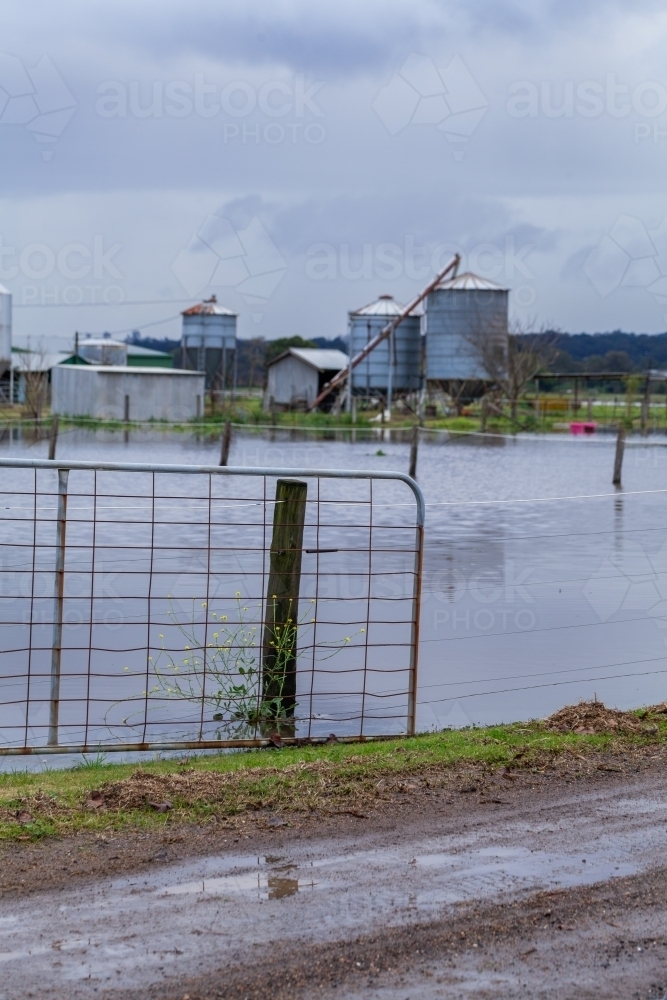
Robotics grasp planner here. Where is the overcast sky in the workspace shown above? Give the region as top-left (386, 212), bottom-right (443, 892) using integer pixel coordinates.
top-left (3, 0), bottom-right (667, 344)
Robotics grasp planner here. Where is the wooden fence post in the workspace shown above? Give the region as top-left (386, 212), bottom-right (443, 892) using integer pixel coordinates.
top-left (219, 420), bottom-right (232, 466)
top-left (409, 424), bottom-right (419, 479)
top-left (48, 415), bottom-right (59, 461)
top-left (481, 394), bottom-right (489, 433)
top-left (261, 479), bottom-right (307, 734)
top-left (48, 468), bottom-right (68, 746)
top-left (613, 425), bottom-right (626, 487)
top-left (641, 372), bottom-right (650, 436)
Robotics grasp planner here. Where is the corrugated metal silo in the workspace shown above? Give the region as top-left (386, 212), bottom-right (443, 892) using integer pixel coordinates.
top-left (0, 284), bottom-right (11, 375)
top-left (349, 294), bottom-right (421, 394)
top-left (79, 337), bottom-right (127, 366)
top-left (181, 296), bottom-right (237, 390)
top-left (425, 273), bottom-right (508, 383)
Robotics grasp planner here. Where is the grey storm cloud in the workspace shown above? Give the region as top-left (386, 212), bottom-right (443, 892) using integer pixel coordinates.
top-left (2, 0), bottom-right (667, 341)
top-left (6, 0), bottom-right (662, 74)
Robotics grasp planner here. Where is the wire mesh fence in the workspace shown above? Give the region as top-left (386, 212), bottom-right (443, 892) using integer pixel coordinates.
top-left (0, 458), bottom-right (424, 753)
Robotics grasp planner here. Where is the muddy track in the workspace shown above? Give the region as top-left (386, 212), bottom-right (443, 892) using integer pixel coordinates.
top-left (1, 760), bottom-right (666, 999)
top-left (128, 867), bottom-right (667, 1000)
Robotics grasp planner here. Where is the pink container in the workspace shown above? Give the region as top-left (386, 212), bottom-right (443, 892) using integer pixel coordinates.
top-left (569, 422), bottom-right (597, 435)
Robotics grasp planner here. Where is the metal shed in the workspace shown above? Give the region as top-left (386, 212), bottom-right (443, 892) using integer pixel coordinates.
top-left (349, 294), bottom-right (421, 395)
top-left (51, 365), bottom-right (206, 421)
top-left (264, 348), bottom-right (349, 411)
top-left (181, 296), bottom-right (237, 390)
top-left (425, 272), bottom-right (508, 384)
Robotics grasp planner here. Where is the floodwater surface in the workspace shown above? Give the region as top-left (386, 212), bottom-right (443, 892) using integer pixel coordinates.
top-left (1, 425), bottom-right (666, 751)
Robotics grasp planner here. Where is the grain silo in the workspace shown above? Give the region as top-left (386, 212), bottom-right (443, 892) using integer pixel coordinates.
top-left (0, 285), bottom-right (11, 376)
top-left (348, 294), bottom-right (421, 397)
top-left (425, 273), bottom-right (508, 391)
top-left (181, 296), bottom-right (237, 391)
top-left (78, 336), bottom-right (128, 366)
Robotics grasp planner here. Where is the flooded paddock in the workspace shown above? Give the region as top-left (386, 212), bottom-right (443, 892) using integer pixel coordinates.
top-left (1, 424), bottom-right (667, 763)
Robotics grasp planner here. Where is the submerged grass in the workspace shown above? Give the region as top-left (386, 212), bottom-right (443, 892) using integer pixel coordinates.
top-left (0, 708), bottom-right (665, 843)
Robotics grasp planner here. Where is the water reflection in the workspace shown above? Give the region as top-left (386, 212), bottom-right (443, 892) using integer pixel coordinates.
top-left (161, 855), bottom-right (310, 900)
top-left (614, 492), bottom-right (624, 555)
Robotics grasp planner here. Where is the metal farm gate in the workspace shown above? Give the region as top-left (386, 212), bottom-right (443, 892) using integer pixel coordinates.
top-left (0, 459), bottom-right (424, 754)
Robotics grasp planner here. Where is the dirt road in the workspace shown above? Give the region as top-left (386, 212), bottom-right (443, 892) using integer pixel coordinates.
top-left (0, 761), bottom-right (666, 999)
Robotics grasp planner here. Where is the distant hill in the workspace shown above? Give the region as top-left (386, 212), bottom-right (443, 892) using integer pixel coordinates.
top-left (126, 333), bottom-right (180, 356)
top-left (531, 330), bottom-right (667, 373)
top-left (312, 336), bottom-right (348, 353)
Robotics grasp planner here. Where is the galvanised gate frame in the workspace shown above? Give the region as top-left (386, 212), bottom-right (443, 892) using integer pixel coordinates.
top-left (0, 459), bottom-right (424, 754)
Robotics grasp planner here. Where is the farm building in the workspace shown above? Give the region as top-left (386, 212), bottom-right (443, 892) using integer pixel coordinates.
top-left (264, 348), bottom-right (349, 411)
top-left (51, 365), bottom-right (206, 421)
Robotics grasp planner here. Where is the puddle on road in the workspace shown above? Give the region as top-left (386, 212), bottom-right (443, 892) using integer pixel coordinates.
top-left (157, 837), bottom-right (638, 910)
top-left (408, 844), bottom-right (636, 903)
top-left (161, 857), bottom-right (317, 900)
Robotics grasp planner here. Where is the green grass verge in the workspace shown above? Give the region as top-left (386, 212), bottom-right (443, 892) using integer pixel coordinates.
top-left (0, 716), bottom-right (665, 842)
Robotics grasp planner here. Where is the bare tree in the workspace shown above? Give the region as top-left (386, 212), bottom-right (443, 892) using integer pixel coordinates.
top-left (19, 342), bottom-right (50, 421)
top-left (467, 315), bottom-right (557, 422)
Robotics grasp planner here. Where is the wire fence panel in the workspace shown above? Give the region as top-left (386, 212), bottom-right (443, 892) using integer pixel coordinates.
top-left (0, 459), bottom-right (424, 754)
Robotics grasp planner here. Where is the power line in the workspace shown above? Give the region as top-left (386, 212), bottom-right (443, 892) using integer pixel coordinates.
top-left (13, 298), bottom-right (196, 309)
top-left (95, 313), bottom-right (182, 337)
